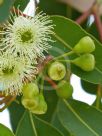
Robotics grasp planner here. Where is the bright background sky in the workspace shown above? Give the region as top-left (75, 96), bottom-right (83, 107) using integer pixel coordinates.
top-left (0, 0), bottom-right (96, 130)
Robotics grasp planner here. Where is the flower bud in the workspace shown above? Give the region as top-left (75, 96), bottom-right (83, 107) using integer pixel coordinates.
top-left (22, 83), bottom-right (39, 98)
top-left (21, 92), bottom-right (47, 115)
top-left (30, 93), bottom-right (47, 114)
top-left (73, 36), bottom-right (95, 54)
top-left (56, 80), bottom-right (73, 99)
top-left (48, 62), bottom-right (66, 81)
top-left (72, 54), bottom-right (95, 71)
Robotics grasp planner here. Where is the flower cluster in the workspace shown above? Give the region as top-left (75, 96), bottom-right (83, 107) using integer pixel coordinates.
top-left (0, 8), bottom-right (53, 95)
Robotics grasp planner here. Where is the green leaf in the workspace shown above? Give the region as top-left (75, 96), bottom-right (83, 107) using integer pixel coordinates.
top-left (52, 113), bottom-right (71, 136)
top-left (50, 16), bottom-right (102, 84)
top-left (88, 23), bottom-right (99, 41)
top-left (0, 0), bottom-right (15, 22)
top-left (57, 99), bottom-right (102, 136)
top-left (16, 111), bottom-right (64, 136)
top-left (81, 80), bottom-right (97, 94)
top-left (8, 97), bottom-right (25, 132)
top-left (0, 0), bottom-right (29, 22)
top-left (0, 123), bottom-right (14, 136)
top-left (38, 0), bottom-right (67, 16)
top-left (14, 0), bottom-right (30, 11)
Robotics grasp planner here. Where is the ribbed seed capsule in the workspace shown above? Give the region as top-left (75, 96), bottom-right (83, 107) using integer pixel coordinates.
top-left (21, 96), bottom-right (39, 110)
top-left (48, 62), bottom-right (66, 81)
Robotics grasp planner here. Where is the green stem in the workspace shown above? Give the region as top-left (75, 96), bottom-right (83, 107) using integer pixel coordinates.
top-left (53, 33), bottom-right (73, 50)
top-left (58, 59), bottom-right (71, 63)
top-left (53, 51), bottom-right (74, 61)
top-left (65, 69), bottom-right (72, 82)
top-left (96, 85), bottom-right (102, 109)
top-left (36, 72), bottom-right (45, 93)
top-left (40, 75), bottom-right (44, 93)
top-left (49, 51), bottom-right (74, 64)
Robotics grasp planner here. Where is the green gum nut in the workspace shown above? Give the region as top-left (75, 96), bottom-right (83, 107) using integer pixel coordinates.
top-left (48, 61), bottom-right (66, 81)
top-left (73, 36), bottom-right (95, 54)
top-left (56, 80), bottom-right (73, 99)
top-left (22, 83), bottom-right (39, 98)
top-left (72, 54), bottom-right (95, 71)
top-left (0, 0), bottom-right (3, 5)
top-left (30, 93), bottom-right (47, 114)
top-left (21, 96), bottom-right (39, 110)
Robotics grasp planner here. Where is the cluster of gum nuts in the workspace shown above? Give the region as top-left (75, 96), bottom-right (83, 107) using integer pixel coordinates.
top-left (22, 36), bottom-right (95, 114)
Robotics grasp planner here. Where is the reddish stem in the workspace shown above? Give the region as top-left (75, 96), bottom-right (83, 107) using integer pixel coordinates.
top-left (0, 95), bottom-right (16, 112)
top-left (0, 96), bottom-right (11, 105)
top-left (37, 55), bottom-right (53, 73)
top-left (11, 8), bottom-right (27, 17)
top-left (45, 76), bottom-right (57, 90)
top-left (92, 4), bottom-right (102, 42)
top-left (0, 93), bottom-right (5, 97)
top-left (75, 10), bottom-right (91, 25)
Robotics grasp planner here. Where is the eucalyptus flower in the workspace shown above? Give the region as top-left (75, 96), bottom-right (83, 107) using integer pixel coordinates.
top-left (0, 53), bottom-right (38, 95)
top-left (0, 9), bottom-right (54, 60)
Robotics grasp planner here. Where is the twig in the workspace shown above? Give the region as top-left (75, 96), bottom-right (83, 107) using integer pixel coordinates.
top-left (11, 8), bottom-right (28, 17)
top-left (92, 4), bottom-right (102, 42)
top-left (75, 10), bottom-right (91, 25)
top-left (37, 55), bottom-right (53, 73)
top-left (45, 76), bottom-right (57, 90)
top-left (92, 4), bottom-right (102, 108)
top-left (0, 93), bottom-right (5, 97)
top-left (0, 96), bottom-right (11, 105)
top-left (0, 95), bottom-right (16, 112)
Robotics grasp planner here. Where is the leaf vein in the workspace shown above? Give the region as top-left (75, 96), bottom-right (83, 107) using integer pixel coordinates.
top-left (63, 99), bottom-right (99, 136)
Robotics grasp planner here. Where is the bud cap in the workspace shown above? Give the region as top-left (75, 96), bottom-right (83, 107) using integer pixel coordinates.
top-left (73, 36), bottom-right (95, 54)
top-left (72, 54), bottom-right (95, 71)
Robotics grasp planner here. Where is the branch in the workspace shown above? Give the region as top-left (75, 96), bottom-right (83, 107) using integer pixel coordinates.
top-left (45, 76), bottom-right (57, 90)
top-left (75, 10), bottom-right (91, 25)
top-left (11, 8), bottom-right (28, 17)
top-left (0, 95), bottom-right (16, 112)
top-left (37, 55), bottom-right (53, 73)
top-left (92, 4), bottom-right (102, 42)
